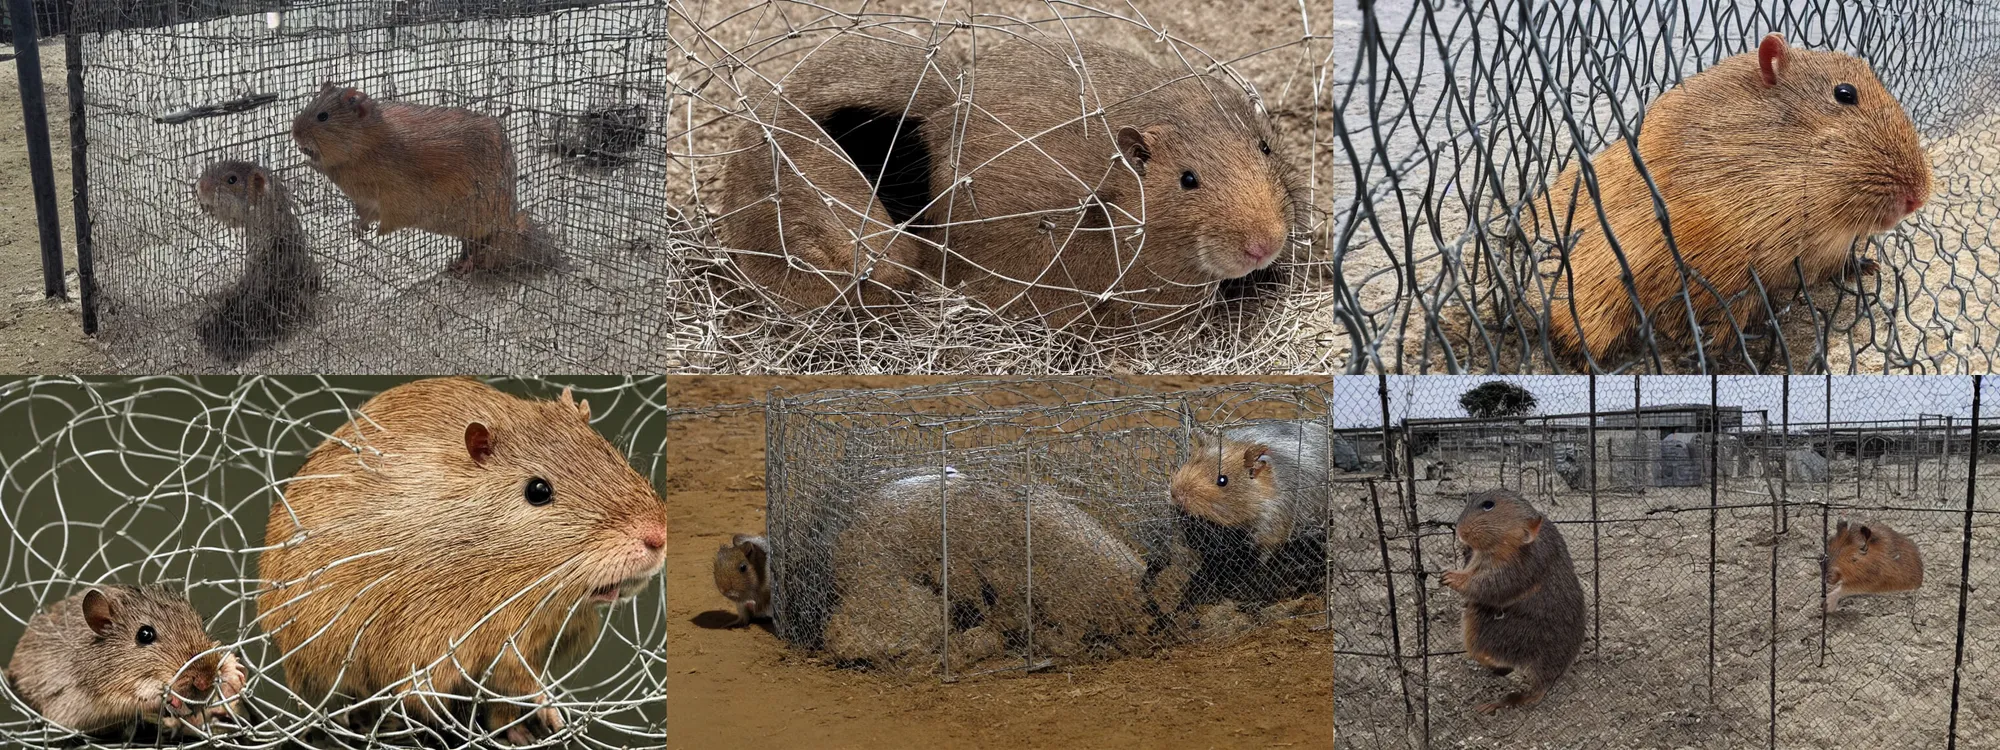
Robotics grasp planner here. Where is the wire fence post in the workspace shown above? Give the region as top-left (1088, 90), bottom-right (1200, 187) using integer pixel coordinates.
top-left (1945, 375), bottom-right (1980, 749)
top-left (8, 0), bottom-right (66, 300)
top-left (62, 0), bottom-right (93, 333)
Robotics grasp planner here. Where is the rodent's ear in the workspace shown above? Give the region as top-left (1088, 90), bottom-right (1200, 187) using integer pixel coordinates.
top-left (1521, 517), bottom-right (1544, 545)
top-left (1757, 33), bottom-right (1789, 87)
top-left (248, 169), bottom-right (267, 194)
top-left (1241, 445), bottom-right (1272, 475)
top-left (464, 422), bottom-right (494, 466)
top-left (82, 589), bottom-right (117, 637)
top-left (559, 387), bottom-right (591, 420)
top-left (1857, 524), bottom-right (1873, 551)
top-left (1836, 519), bottom-right (1850, 535)
top-left (343, 88), bottom-right (369, 119)
top-left (1117, 126), bottom-right (1162, 175)
top-left (731, 533), bottom-right (753, 547)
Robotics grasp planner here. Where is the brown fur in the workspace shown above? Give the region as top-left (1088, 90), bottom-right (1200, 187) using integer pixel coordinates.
top-left (6, 585), bottom-right (244, 735)
top-left (1523, 33), bottom-right (1930, 365)
top-left (192, 160), bottom-right (323, 363)
top-left (1823, 518), bottom-right (1923, 612)
top-left (292, 83), bottom-right (555, 275)
top-left (255, 377), bottom-right (666, 745)
top-left (717, 34), bottom-right (1308, 329)
top-left (1442, 489), bottom-right (1585, 714)
top-left (1169, 422), bottom-right (1330, 554)
top-left (713, 533), bottom-right (771, 626)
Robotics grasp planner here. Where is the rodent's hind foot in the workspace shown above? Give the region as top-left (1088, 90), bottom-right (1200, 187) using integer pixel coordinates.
top-left (1475, 687), bottom-right (1546, 714)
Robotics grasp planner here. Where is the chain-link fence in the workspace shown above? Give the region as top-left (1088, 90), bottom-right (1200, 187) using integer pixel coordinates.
top-left (66, 1), bottom-right (669, 373)
top-left (756, 378), bottom-right (1338, 679)
top-left (1341, 2), bottom-right (2000, 375)
top-left (1333, 374), bottom-right (2000, 748)
top-left (0, 375), bottom-right (666, 749)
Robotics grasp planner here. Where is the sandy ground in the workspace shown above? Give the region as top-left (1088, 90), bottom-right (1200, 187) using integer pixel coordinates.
top-left (0, 40), bottom-right (112, 373)
top-left (667, 375), bottom-right (1335, 749)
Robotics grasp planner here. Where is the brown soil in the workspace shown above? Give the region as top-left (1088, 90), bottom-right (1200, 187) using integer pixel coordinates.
top-left (667, 376), bottom-right (1334, 749)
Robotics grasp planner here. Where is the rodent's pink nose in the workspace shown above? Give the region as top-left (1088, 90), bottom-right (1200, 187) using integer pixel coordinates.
top-left (1905, 192), bottom-right (1925, 215)
top-left (641, 526), bottom-right (665, 552)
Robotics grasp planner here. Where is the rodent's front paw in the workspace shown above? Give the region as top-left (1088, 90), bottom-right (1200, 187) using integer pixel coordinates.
top-left (1441, 569), bottom-right (1470, 591)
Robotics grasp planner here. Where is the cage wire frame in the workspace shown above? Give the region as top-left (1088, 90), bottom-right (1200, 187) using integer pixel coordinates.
top-left (1331, 374), bottom-right (2000, 749)
top-left (0, 375), bottom-right (667, 750)
top-left (1336, 1), bottom-right (2000, 375)
top-left (657, 1), bottom-right (1340, 374)
top-left (752, 378), bottom-right (1339, 681)
top-left (57, 0), bottom-right (673, 374)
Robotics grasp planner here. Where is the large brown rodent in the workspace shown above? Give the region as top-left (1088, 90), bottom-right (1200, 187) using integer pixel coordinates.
top-left (255, 377), bottom-right (666, 745)
top-left (1442, 489), bottom-right (1584, 714)
top-left (6, 585), bottom-right (245, 736)
top-left (1521, 33), bottom-right (1930, 365)
top-left (192, 160), bottom-right (323, 364)
top-left (719, 34), bottom-right (1308, 328)
top-left (821, 469), bottom-right (1148, 672)
top-left (713, 533), bottom-right (771, 626)
top-left (292, 83), bottom-right (556, 275)
top-left (1823, 518), bottom-right (1923, 613)
top-left (1170, 421), bottom-right (1334, 556)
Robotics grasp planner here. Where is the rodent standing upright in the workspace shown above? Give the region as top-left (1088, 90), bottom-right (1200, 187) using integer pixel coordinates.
top-left (1523, 33), bottom-right (1930, 364)
top-left (6, 585), bottom-right (245, 736)
top-left (255, 377), bottom-right (666, 746)
top-left (1443, 488), bottom-right (1585, 713)
top-left (1823, 518), bottom-right (1923, 613)
top-left (292, 83), bottom-right (556, 274)
top-left (718, 34), bottom-right (1308, 328)
top-left (192, 160), bottom-right (323, 364)
top-left (713, 534), bottom-right (771, 626)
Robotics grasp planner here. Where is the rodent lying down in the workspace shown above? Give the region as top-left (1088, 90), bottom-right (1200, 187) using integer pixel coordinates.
top-left (1168, 421), bottom-right (1340, 605)
top-left (1443, 488), bottom-right (1585, 714)
top-left (192, 160), bottom-right (323, 364)
top-left (1520, 33), bottom-right (1930, 365)
top-left (719, 34), bottom-right (1308, 329)
top-left (292, 83), bottom-right (556, 275)
top-left (6, 585), bottom-right (245, 736)
top-left (1823, 518), bottom-right (1923, 613)
top-left (256, 377), bottom-right (666, 746)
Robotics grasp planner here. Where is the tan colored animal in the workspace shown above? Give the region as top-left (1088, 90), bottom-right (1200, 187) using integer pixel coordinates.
top-left (718, 34), bottom-right (1308, 329)
top-left (6, 585), bottom-right (245, 736)
top-left (292, 83), bottom-right (554, 274)
top-left (1823, 518), bottom-right (1923, 613)
top-left (192, 160), bottom-right (322, 364)
top-left (714, 534), bottom-right (771, 626)
top-left (1169, 421), bottom-right (1333, 556)
top-left (1522, 33), bottom-right (1930, 364)
top-left (1443, 489), bottom-right (1585, 714)
top-left (256, 377), bottom-right (666, 745)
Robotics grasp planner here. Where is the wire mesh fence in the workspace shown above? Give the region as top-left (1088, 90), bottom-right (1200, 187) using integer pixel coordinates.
top-left (1332, 374), bottom-right (2000, 748)
top-left (1341, 1), bottom-right (2000, 375)
top-left (753, 378), bottom-right (1339, 679)
top-left (67, 0), bottom-right (671, 373)
top-left (0, 375), bottom-right (666, 749)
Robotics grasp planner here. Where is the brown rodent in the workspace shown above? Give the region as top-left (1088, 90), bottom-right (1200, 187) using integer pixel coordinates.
top-left (719, 34), bottom-right (1308, 328)
top-left (1823, 518), bottom-right (1923, 613)
top-left (821, 469), bottom-right (1148, 672)
top-left (255, 377), bottom-right (666, 745)
top-left (5, 585), bottom-right (245, 736)
top-left (1170, 421), bottom-right (1333, 555)
top-left (713, 533), bottom-right (771, 626)
top-left (292, 83), bottom-right (556, 275)
top-left (1441, 488), bottom-right (1584, 714)
top-left (1522, 33), bottom-right (1930, 365)
top-left (192, 160), bottom-right (323, 364)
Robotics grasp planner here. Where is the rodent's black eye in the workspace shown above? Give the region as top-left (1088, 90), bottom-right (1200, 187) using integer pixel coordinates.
top-left (1479, 500), bottom-right (1495, 511)
top-left (135, 625), bottom-right (156, 646)
top-left (1180, 170), bottom-right (1200, 190)
top-left (226, 175), bottom-right (238, 185)
top-left (738, 564), bottom-right (749, 574)
top-left (1259, 139), bottom-right (1272, 156)
top-left (1215, 474), bottom-right (1228, 487)
top-left (316, 111), bottom-right (329, 122)
top-left (523, 477), bottom-right (555, 506)
top-left (1834, 83), bottom-right (1858, 106)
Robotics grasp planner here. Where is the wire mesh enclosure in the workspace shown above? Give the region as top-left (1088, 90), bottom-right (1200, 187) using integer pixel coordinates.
top-left (70, 0), bottom-right (670, 373)
top-left (1339, 2), bottom-right (2000, 375)
top-left (661, 1), bottom-right (1337, 373)
top-left (0, 375), bottom-right (666, 749)
top-left (1332, 374), bottom-right (2000, 748)
top-left (758, 378), bottom-right (1340, 679)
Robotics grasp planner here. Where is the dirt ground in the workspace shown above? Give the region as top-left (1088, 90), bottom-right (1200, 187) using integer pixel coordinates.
top-left (0, 40), bottom-right (110, 373)
top-left (666, 376), bottom-right (1334, 749)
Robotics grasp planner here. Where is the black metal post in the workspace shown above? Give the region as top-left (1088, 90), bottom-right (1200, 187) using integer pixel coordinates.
top-left (63, 0), bottom-right (93, 333)
top-left (9, 0), bottom-right (66, 299)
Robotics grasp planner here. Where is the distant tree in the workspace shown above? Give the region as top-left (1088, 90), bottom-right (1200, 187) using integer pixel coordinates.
top-left (1460, 381), bottom-right (1537, 419)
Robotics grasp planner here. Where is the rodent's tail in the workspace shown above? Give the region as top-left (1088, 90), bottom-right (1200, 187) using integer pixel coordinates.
top-left (196, 236), bottom-right (323, 364)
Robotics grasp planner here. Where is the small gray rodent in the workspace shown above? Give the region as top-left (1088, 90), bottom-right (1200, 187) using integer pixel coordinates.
top-left (713, 534), bottom-right (771, 626)
top-left (5, 585), bottom-right (245, 736)
top-left (192, 160), bottom-right (323, 364)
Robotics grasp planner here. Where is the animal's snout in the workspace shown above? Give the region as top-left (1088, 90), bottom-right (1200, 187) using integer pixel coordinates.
top-left (640, 525), bottom-right (666, 552)
top-left (1904, 190), bottom-right (1925, 215)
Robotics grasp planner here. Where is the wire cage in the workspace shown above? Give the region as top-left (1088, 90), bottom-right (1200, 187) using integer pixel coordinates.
top-left (67, 0), bottom-right (671, 373)
top-left (659, 1), bottom-right (1338, 373)
top-left (1338, 2), bottom-right (2000, 375)
top-left (0, 375), bottom-right (666, 749)
top-left (1332, 374), bottom-right (2000, 748)
top-left (759, 378), bottom-right (1340, 680)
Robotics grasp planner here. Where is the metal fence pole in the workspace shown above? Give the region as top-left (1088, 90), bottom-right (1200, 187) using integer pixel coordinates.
top-left (1945, 375), bottom-right (1981, 749)
top-left (8, 0), bottom-right (66, 299)
top-left (62, 0), bottom-right (93, 332)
